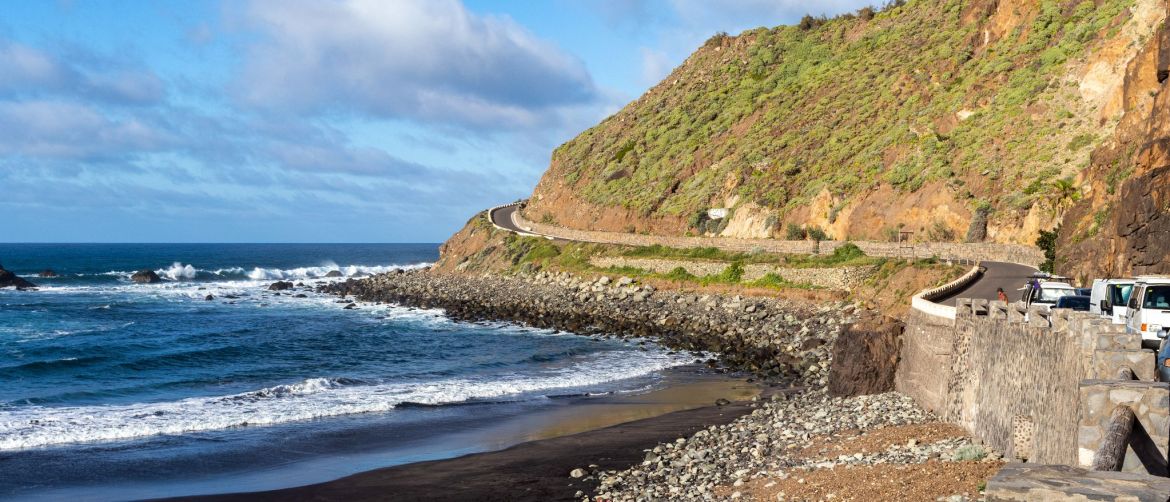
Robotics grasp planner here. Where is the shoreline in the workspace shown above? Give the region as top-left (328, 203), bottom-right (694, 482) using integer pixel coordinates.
top-left (182, 267), bottom-right (868, 501)
top-left (183, 388), bottom-right (771, 502)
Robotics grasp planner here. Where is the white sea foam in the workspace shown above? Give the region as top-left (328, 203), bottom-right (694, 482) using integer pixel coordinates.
top-left (157, 263), bottom-right (198, 280)
top-left (0, 349), bottom-right (691, 450)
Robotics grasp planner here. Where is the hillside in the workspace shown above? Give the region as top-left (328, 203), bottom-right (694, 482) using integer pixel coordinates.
top-left (522, 0), bottom-right (1166, 246)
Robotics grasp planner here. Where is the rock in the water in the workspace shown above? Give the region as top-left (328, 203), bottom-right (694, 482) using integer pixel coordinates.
top-left (204, 294), bottom-right (215, 301)
top-left (325, 270), bottom-right (344, 278)
top-left (715, 398), bottom-right (731, 406)
top-left (570, 468), bottom-right (587, 478)
top-left (131, 270), bottom-right (162, 284)
top-left (268, 281), bottom-right (294, 291)
top-left (343, 303), bottom-right (357, 310)
top-left (38, 269), bottom-right (58, 278)
top-left (0, 266), bottom-right (36, 289)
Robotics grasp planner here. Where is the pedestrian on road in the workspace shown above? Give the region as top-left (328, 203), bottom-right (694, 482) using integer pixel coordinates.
top-left (997, 287), bottom-right (1008, 303)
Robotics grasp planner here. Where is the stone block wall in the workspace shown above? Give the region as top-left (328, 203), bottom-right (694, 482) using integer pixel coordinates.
top-left (1078, 380), bottom-right (1170, 475)
top-left (587, 257), bottom-right (871, 291)
top-left (942, 302), bottom-right (1090, 464)
top-left (513, 209), bottom-right (1044, 267)
top-left (901, 300), bottom-right (1168, 468)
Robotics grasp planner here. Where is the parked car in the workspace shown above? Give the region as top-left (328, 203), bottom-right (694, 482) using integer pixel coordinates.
top-left (1125, 277), bottom-right (1170, 349)
top-left (1055, 295), bottom-right (1091, 311)
top-left (1090, 278), bottom-right (1135, 324)
top-left (1020, 278), bottom-right (1077, 309)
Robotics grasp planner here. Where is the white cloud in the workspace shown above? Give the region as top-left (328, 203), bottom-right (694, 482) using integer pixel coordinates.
top-left (0, 100), bottom-right (170, 159)
top-left (235, 0), bottom-right (599, 129)
top-left (0, 38), bottom-right (165, 105)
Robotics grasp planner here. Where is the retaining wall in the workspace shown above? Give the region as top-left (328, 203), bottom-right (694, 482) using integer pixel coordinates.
top-left (900, 300), bottom-right (1170, 472)
top-left (512, 209), bottom-right (1043, 267)
top-left (588, 257), bottom-right (870, 291)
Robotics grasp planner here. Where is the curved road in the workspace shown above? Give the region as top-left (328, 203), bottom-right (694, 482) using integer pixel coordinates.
top-left (488, 203), bottom-right (1037, 304)
top-left (490, 204), bottom-right (525, 233)
top-left (932, 261), bottom-right (1038, 305)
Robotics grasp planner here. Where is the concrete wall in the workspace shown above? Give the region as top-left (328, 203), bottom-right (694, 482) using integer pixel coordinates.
top-left (899, 300), bottom-right (1169, 471)
top-left (512, 209), bottom-right (1044, 267)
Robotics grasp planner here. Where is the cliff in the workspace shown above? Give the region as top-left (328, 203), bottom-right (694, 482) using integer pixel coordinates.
top-left (521, 0), bottom-right (1166, 246)
top-left (1059, 14), bottom-right (1170, 280)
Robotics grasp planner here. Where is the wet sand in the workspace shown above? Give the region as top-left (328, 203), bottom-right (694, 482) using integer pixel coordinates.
top-left (182, 375), bottom-right (762, 501)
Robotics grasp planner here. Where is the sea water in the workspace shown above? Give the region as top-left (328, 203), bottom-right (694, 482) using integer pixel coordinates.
top-left (0, 244), bottom-right (695, 500)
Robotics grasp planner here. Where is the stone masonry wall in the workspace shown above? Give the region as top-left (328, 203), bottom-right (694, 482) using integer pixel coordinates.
top-left (514, 210), bottom-right (1043, 267)
top-left (588, 257), bottom-right (871, 291)
top-left (944, 302), bottom-right (1088, 464)
top-left (902, 300), bottom-right (1169, 472)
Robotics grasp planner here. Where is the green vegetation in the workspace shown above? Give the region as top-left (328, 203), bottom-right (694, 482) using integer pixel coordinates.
top-left (1036, 227), bottom-right (1059, 273)
top-left (549, 0), bottom-right (1132, 227)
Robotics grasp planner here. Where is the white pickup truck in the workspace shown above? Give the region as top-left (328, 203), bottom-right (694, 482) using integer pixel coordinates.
top-left (1124, 277), bottom-right (1170, 349)
top-left (1090, 278), bottom-right (1135, 324)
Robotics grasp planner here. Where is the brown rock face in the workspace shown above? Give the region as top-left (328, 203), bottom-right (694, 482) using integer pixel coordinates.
top-left (827, 317), bottom-right (904, 397)
top-left (1060, 19), bottom-right (1170, 279)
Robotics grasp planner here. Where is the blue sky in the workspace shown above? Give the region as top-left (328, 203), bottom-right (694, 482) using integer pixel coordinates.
top-left (1, 0), bottom-right (870, 243)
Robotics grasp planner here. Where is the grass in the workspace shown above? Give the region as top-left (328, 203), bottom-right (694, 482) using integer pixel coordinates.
top-left (504, 236), bottom-right (889, 291)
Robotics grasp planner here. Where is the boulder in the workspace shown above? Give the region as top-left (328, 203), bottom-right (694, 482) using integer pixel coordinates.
top-left (204, 294), bottom-right (215, 301)
top-left (38, 269), bottom-right (58, 278)
top-left (0, 266), bottom-right (36, 289)
top-left (827, 316), bottom-right (903, 397)
top-left (131, 270), bottom-right (162, 284)
top-left (325, 270), bottom-right (344, 278)
top-left (268, 281), bottom-right (294, 291)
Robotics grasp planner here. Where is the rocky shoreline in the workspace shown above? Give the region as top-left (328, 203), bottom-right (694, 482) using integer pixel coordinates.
top-left (323, 269), bottom-right (863, 385)
top-left (320, 269), bottom-right (1002, 501)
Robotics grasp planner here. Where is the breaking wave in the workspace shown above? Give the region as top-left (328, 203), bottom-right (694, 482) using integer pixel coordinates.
top-left (0, 350), bottom-right (691, 450)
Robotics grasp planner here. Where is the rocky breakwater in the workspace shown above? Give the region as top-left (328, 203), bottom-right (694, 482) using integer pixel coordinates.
top-left (323, 269), bottom-right (862, 384)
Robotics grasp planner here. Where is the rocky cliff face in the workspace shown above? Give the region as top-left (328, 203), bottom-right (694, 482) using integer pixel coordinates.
top-left (523, 0), bottom-right (1165, 246)
top-left (1059, 16), bottom-right (1170, 280)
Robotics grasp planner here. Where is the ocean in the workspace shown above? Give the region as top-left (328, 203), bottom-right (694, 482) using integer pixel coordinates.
top-left (0, 244), bottom-right (697, 500)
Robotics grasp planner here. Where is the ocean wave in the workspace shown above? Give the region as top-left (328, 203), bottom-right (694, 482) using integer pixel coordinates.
top-left (26, 262), bottom-right (431, 290)
top-left (0, 350), bottom-right (691, 450)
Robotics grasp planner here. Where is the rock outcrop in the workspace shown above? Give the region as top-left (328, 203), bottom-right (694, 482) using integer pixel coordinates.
top-left (37, 269), bottom-right (57, 278)
top-left (268, 281), bottom-right (294, 291)
top-left (131, 270), bottom-right (162, 284)
top-left (1060, 17), bottom-right (1170, 279)
top-left (0, 266), bottom-right (36, 289)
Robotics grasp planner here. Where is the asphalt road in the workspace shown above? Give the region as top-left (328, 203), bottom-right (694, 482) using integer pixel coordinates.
top-left (489, 204), bottom-right (1037, 305)
top-left (490, 204), bottom-right (524, 233)
top-left (933, 261), bottom-right (1038, 305)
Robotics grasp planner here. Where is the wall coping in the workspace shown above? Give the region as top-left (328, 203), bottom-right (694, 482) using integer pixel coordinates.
top-left (909, 265), bottom-right (985, 320)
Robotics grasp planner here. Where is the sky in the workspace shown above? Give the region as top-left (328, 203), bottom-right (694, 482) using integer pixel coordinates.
top-left (1, 0), bottom-right (872, 243)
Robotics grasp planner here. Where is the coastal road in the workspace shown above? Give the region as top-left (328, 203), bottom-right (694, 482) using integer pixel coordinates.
top-left (489, 202), bottom-right (1037, 305)
top-left (490, 204), bottom-right (526, 233)
top-left (932, 261), bottom-right (1038, 305)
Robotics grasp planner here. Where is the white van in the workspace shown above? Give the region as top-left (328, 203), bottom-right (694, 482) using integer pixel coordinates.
top-left (1125, 277), bottom-right (1170, 349)
top-left (1090, 278), bottom-right (1135, 324)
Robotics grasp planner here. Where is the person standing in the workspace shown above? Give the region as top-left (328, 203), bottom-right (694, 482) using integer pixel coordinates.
top-left (997, 287), bottom-right (1008, 302)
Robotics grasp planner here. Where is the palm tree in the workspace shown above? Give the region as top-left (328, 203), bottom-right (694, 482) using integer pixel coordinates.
top-left (1049, 177), bottom-right (1080, 216)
